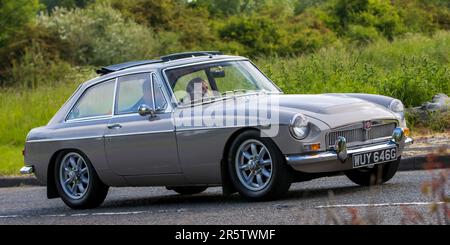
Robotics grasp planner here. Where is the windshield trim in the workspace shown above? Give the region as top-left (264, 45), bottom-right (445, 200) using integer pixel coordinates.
top-left (161, 58), bottom-right (282, 107)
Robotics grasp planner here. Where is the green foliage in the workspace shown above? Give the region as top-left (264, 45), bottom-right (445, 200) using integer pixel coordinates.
top-left (7, 42), bottom-right (73, 88)
top-left (0, 0), bottom-right (41, 47)
top-left (0, 68), bottom-right (94, 146)
top-left (105, 0), bottom-right (178, 29)
top-left (256, 32), bottom-right (450, 107)
top-left (37, 3), bottom-right (160, 66)
top-left (219, 16), bottom-right (281, 56)
top-left (322, 0), bottom-right (404, 41)
top-left (347, 24), bottom-right (381, 44)
top-left (41, 0), bottom-right (94, 12)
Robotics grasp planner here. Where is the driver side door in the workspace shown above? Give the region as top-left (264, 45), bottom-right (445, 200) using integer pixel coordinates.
top-left (104, 73), bottom-right (180, 176)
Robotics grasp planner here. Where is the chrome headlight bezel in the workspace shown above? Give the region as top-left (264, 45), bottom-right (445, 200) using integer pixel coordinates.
top-left (389, 99), bottom-right (404, 114)
top-left (289, 113), bottom-right (310, 140)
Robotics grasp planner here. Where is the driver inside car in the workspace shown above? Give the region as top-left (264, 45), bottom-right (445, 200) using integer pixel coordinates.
top-left (181, 77), bottom-right (210, 104)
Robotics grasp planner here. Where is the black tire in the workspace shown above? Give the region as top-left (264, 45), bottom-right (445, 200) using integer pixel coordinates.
top-left (169, 186), bottom-right (208, 195)
top-left (227, 130), bottom-right (292, 201)
top-left (345, 157), bottom-right (401, 186)
top-left (54, 151), bottom-right (109, 209)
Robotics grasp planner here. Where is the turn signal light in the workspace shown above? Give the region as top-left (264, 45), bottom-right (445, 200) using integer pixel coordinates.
top-left (305, 143), bottom-right (321, 151)
top-left (403, 128), bottom-right (411, 136)
top-left (403, 127), bottom-right (410, 137)
top-left (311, 143), bottom-right (321, 151)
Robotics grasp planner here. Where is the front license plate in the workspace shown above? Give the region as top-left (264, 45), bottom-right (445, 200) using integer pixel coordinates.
top-left (352, 147), bottom-right (397, 168)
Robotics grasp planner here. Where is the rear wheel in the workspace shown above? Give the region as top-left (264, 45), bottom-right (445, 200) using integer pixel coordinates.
top-left (54, 151), bottom-right (109, 209)
top-left (345, 158), bottom-right (401, 186)
top-left (228, 130), bottom-right (292, 201)
top-left (169, 186), bottom-right (208, 195)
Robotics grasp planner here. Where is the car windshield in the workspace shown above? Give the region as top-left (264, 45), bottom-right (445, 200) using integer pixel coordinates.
top-left (165, 60), bottom-right (281, 105)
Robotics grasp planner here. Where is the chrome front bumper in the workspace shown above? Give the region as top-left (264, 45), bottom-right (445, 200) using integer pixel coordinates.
top-left (286, 137), bottom-right (413, 171)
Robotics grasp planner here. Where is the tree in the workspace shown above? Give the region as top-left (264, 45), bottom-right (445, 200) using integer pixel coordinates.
top-left (0, 0), bottom-right (41, 47)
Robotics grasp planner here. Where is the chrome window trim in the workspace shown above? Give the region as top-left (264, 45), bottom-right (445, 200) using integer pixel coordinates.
top-left (152, 73), bottom-right (169, 111)
top-left (111, 77), bottom-right (118, 115)
top-left (64, 115), bottom-right (113, 124)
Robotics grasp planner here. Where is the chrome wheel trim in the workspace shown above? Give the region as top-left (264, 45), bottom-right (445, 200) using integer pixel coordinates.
top-left (59, 152), bottom-right (90, 200)
top-left (235, 139), bottom-right (273, 192)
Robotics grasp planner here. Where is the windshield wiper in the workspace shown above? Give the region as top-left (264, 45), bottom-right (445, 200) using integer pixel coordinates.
top-left (221, 89), bottom-right (258, 96)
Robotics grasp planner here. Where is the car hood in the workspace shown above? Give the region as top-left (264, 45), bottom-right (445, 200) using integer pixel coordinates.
top-left (182, 93), bottom-right (397, 129)
top-left (274, 94), bottom-right (396, 128)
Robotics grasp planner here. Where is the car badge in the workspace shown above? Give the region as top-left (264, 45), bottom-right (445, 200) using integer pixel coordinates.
top-left (363, 121), bottom-right (372, 131)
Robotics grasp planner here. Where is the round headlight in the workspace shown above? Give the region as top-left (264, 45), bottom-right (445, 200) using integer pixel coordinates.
top-left (290, 114), bottom-right (310, 140)
top-left (389, 99), bottom-right (404, 113)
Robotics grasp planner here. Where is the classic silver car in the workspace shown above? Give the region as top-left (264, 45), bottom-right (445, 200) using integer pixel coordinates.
top-left (22, 51), bottom-right (413, 209)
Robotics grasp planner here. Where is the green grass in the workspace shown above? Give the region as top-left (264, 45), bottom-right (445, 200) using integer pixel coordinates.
top-left (0, 145), bottom-right (24, 176)
top-left (0, 32), bottom-right (449, 175)
top-left (256, 31), bottom-right (450, 107)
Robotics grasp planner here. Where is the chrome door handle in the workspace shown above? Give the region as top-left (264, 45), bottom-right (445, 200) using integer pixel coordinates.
top-left (107, 124), bottom-right (122, 129)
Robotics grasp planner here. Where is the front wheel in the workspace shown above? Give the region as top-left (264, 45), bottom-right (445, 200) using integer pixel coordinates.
top-left (345, 158), bottom-right (401, 186)
top-left (54, 151), bottom-right (109, 209)
top-left (228, 130), bottom-right (292, 201)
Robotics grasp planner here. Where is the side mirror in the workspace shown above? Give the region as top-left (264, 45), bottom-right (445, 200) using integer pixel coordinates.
top-left (138, 104), bottom-right (155, 117)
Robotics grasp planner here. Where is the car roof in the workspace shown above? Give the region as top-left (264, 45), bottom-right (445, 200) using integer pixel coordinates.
top-left (82, 53), bottom-right (247, 88)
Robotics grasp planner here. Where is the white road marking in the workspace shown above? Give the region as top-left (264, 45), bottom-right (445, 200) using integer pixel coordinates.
top-left (42, 214), bottom-right (66, 217)
top-left (0, 210), bottom-right (184, 219)
top-left (316, 201), bottom-right (445, 209)
top-left (70, 213), bottom-right (89, 217)
top-left (91, 211), bottom-right (147, 216)
top-left (0, 215), bottom-right (22, 218)
top-left (0, 209), bottom-right (181, 219)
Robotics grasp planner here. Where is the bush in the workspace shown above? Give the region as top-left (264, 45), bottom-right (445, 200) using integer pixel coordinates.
top-left (6, 42), bottom-right (73, 88)
top-left (256, 32), bottom-right (450, 107)
top-left (0, 0), bottom-right (41, 47)
top-left (219, 16), bottom-right (282, 57)
top-left (347, 24), bottom-right (381, 44)
top-left (38, 3), bottom-right (160, 66)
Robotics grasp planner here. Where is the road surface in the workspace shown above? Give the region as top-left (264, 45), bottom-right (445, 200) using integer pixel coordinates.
top-left (0, 170), bottom-right (448, 225)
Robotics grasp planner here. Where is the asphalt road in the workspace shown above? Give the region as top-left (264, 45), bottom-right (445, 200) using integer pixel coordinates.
top-left (0, 170), bottom-right (448, 225)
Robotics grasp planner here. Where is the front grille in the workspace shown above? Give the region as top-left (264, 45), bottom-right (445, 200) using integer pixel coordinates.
top-left (326, 122), bottom-right (396, 147)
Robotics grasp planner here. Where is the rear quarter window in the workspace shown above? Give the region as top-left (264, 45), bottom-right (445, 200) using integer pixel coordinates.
top-left (67, 79), bottom-right (115, 120)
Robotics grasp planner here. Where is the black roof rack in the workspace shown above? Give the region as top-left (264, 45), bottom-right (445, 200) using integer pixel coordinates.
top-left (160, 51), bottom-right (222, 62)
top-left (96, 59), bottom-right (163, 75)
top-left (96, 51), bottom-right (223, 75)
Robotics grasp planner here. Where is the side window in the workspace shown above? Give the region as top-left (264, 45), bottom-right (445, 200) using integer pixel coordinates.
top-left (115, 73), bottom-right (167, 115)
top-left (67, 79), bottom-right (115, 120)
